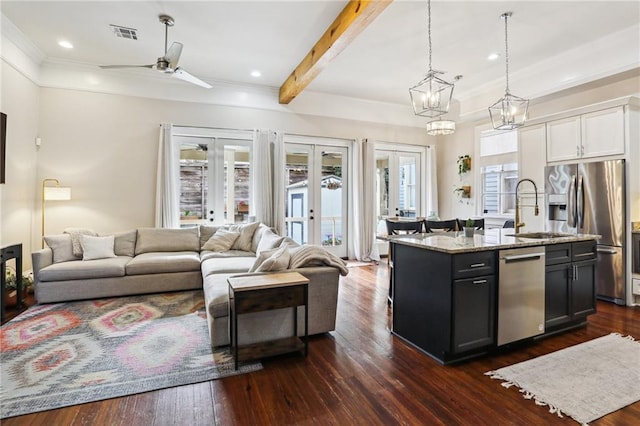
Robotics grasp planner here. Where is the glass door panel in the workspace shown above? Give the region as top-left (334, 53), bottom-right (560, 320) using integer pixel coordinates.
top-left (284, 142), bottom-right (348, 257)
top-left (398, 154), bottom-right (418, 218)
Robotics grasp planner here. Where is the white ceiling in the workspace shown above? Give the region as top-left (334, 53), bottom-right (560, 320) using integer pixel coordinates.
top-left (2, 0), bottom-right (639, 125)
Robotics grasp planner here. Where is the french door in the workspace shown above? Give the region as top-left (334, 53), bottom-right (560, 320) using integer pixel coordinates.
top-left (284, 141), bottom-right (349, 258)
top-left (375, 150), bottom-right (421, 219)
top-left (176, 133), bottom-right (252, 226)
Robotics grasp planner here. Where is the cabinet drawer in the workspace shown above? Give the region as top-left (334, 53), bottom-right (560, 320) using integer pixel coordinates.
top-left (572, 240), bottom-right (596, 262)
top-left (234, 285), bottom-right (306, 314)
top-left (453, 251), bottom-right (495, 279)
top-left (546, 243), bottom-right (571, 265)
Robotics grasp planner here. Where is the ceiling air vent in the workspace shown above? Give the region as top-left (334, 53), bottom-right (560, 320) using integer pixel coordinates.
top-left (110, 24), bottom-right (138, 40)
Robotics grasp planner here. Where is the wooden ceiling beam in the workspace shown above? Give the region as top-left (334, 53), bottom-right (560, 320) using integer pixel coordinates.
top-left (278, 0), bottom-right (392, 104)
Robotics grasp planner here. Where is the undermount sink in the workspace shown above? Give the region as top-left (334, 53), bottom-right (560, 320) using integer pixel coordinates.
top-left (506, 232), bottom-right (574, 239)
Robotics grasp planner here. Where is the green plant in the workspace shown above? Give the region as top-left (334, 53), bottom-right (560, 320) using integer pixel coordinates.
top-left (457, 155), bottom-right (471, 174)
top-left (465, 218), bottom-right (474, 228)
top-left (4, 267), bottom-right (34, 291)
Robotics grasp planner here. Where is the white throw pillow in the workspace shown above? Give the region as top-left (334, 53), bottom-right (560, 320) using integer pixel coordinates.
top-left (202, 229), bottom-right (240, 252)
top-left (227, 222), bottom-right (260, 252)
top-left (81, 235), bottom-right (117, 261)
top-left (256, 228), bottom-right (285, 254)
top-left (254, 245), bottom-right (291, 272)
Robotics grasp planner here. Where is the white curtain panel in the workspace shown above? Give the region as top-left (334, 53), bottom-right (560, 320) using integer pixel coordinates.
top-left (154, 123), bottom-right (180, 228)
top-left (352, 139), bottom-right (380, 262)
top-left (252, 130), bottom-right (274, 227)
top-left (271, 131), bottom-right (286, 236)
top-left (427, 144), bottom-right (439, 217)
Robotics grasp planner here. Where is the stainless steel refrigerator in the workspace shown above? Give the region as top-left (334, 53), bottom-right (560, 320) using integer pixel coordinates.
top-left (545, 159), bottom-right (626, 304)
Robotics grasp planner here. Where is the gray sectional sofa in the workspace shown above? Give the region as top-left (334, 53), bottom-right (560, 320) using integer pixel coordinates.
top-left (32, 223), bottom-right (346, 348)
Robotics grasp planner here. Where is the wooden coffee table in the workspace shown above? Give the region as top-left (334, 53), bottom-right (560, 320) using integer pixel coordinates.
top-left (228, 272), bottom-right (309, 370)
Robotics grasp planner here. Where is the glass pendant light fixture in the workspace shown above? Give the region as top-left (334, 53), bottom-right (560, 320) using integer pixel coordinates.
top-left (426, 118), bottom-right (455, 136)
top-left (489, 12), bottom-right (529, 130)
top-left (409, 0), bottom-right (454, 117)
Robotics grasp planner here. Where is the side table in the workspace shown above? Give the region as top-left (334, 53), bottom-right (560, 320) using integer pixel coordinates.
top-left (1, 243), bottom-right (23, 322)
top-left (228, 271), bottom-right (309, 370)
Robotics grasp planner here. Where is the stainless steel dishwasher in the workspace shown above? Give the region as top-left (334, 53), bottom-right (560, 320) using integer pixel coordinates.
top-left (498, 246), bottom-right (546, 346)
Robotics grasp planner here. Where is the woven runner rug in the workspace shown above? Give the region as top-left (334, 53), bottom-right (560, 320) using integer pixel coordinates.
top-left (0, 290), bottom-right (261, 419)
top-left (486, 333), bottom-right (639, 425)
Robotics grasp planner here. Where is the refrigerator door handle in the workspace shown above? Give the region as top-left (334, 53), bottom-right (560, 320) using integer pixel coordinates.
top-left (596, 247), bottom-right (618, 254)
top-left (577, 175), bottom-right (584, 229)
top-left (567, 174), bottom-right (577, 228)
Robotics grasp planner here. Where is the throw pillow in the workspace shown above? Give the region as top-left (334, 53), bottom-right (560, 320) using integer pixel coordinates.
top-left (44, 234), bottom-right (79, 263)
top-left (256, 228), bottom-right (285, 254)
top-left (64, 228), bottom-right (98, 257)
top-left (254, 245), bottom-right (291, 273)
top-left (248, 247), bottom-right (278, 273)
top-left (202, 229), bottom-right (241, 252)
top-left (81, 235), bottom-right (117, 261)
top-left (111, 230), bottom-right (137, 257)
top-left (228, 222), bottom-right (260, 252)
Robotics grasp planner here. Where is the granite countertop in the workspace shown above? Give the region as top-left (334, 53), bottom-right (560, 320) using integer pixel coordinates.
top-left (383, 228), bottom-right (600, 254)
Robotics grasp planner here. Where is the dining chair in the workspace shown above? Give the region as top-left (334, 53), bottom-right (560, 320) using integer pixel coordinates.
top-left (424, 219), bottom-right (458, 233)
top-left (503, 219), bottom-right (515, 228)
top-left (385, 218), bottom-right (424, 305)
top-left (457, 218), bottom-right (485, 230)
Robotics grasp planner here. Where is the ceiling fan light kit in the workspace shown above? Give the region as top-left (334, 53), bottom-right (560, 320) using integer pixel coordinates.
top-left (100, 14), bottom-right (212, 89)
top-left (488, 12), bottom-right (529, 130)
top-left (409, 0), bottom-right (454, 118)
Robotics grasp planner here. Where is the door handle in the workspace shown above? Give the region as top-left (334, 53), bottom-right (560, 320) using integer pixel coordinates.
top-left (567, 175), bottom-right (576, 228)
top-left (577, 175), bottom-right (584, 229)
top-left (501, 252), bottom-right (545, 262)
top-left (596, 247), bottom-right (618, 254)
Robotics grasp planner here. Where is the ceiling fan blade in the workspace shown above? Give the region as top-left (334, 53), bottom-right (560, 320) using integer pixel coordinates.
top-left (165, 42), bottom-right (183, 69)
top-left (100, 64), bottom-right (154, 69)
top-left (172, 68), bottom-right (212, 89)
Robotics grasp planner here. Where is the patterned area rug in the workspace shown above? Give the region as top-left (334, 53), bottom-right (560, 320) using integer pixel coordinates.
top-left (486, 333), bottom-right (640, 425)
top-left (0, 290), bottom-right (261, 419)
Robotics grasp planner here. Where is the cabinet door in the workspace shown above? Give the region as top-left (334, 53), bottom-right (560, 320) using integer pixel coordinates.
top-left (545, 263), bottom-right (572, 328)
top-left (453, 275), bottom-right (495, 353)
top-left (518, 124), bottom-right (546, 231)
top-left (581, 107), bottom-right (625, 159)
top-left (547, 116), bottom-right (581, 162)
top-left (572, 260), bottom-right (596, 318)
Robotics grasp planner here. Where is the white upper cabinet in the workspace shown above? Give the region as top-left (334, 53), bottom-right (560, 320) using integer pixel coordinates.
top-left (546, 106), bottom-right (625, 162)
top-left (581, 107), bottom-right (625, 159)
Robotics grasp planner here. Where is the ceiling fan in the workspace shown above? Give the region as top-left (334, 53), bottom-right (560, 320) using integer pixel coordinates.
top-left (100, 14), bottom-right (212, 89)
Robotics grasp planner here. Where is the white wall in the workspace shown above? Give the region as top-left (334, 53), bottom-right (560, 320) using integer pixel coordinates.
top-left (0, 61), bottom-right (40, 267)
top-left (37, 87), bottom-right (428, 240)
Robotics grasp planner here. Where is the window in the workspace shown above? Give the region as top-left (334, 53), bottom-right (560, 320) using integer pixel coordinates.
top-left (481, 163), bottom-right (518, 214)
top-left (478, 130), bottom-right (518, 217)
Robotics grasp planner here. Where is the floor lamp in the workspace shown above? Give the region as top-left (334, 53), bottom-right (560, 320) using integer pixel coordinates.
top-left (42, 178), bottom-right (71, 248)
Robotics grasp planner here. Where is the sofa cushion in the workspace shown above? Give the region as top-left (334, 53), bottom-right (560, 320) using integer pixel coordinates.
top-left (64, 228), bottom-right (98, 257)
top-left (203, 273), bottom-right (235, 319)
top-left (39, 256), bottom-right (131, 281)
top-left (200, 250), bottom-right (255, 261)
top-left (250, 224), bottom-right (269, 253)
top-left (111, 230), bottom-right (137, 257)
top-left (135, 227), bottom-right (199, 255)
top-left (254, 245), bottom-right (290, 272)
top-left (201, 257), bottom-right (255, 277)
top-left (44, 234), bottom-right (80, 263)
top-left (256, 228), bottom-right (285, 254)
top-left (81, 235), bottom-right (117, 261)
top-left (126, 251), bottom-right (201, 275)
top-left (202, 229), bottom-right (240, 252)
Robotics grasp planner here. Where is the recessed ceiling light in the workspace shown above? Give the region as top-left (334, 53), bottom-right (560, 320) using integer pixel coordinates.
top-left (58, 40), bottom-right (74, 49)
top-left (487, 53), bottom-right (499, 61)
top-left (250, 70), bottom-right (262, 78)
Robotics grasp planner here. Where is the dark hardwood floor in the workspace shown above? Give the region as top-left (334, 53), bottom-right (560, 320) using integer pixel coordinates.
top-left (3, 263), bottom-right (639, 425)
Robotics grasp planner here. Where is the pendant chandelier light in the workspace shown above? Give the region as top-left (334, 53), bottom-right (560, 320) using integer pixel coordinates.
top-left (488, 12), bottom-right (529, 130)
top-left (409, 0), bottom-right (454, 117)
top-left (426, 118), bottom-right (455, 136)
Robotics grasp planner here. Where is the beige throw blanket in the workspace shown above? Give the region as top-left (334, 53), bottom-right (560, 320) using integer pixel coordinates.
top-left (289, 245), bottom-right (349, 276)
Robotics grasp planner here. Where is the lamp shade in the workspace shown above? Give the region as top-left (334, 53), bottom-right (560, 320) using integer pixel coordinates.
top-left (44, 186), bottom-right (71, 201)
top-left (426, 119), bottom-right (456, 136)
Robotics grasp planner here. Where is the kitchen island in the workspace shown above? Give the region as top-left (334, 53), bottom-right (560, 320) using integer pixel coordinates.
top-left (387, 229), bottom-right (599, 364)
